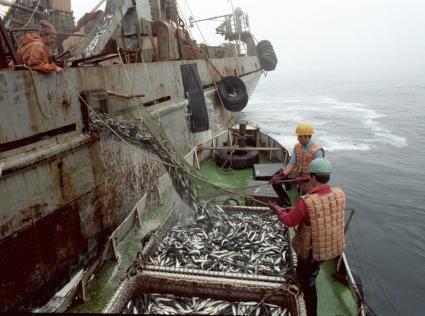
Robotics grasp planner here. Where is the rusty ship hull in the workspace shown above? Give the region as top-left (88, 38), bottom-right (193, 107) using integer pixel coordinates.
top-left (0, 0), bottom-right (278, 311)
top-left (0, 57), bottom-right (262, 311)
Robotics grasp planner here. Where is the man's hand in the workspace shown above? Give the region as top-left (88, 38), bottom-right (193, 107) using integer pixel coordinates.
top-left (271, 170), bottom-right (286, 185)
top-left (55, 66), bottom-right (63, 73)
top-left (268, 200), bottom-right (280, 213)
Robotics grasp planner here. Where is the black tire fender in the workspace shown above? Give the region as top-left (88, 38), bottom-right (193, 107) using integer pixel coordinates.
top-left (257, 40), bottom-right (278, 71)
top-left (214, 150), bottom-right (260, 170)
top-left (217, 76), bottom-right (249, 112)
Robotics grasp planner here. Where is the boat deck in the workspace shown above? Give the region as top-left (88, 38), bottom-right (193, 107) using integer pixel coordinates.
top-left (198, 156), bottom-right (358, 316)
top-left (66, 155), bottom-right (357, 314)
top-left (67, 191), bottom-right (178, 313)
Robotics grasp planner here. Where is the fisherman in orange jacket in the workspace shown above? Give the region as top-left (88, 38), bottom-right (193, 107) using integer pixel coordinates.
top-left (16, 20), bottom-right (62, 74)
top-left (271, 122), bottom-right (324, 200)
top-left (269, 158), bottom-right (346, 316)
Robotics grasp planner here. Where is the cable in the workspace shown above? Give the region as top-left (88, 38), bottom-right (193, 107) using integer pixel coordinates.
top-left (346, 228), bottom-right (374, 308)
top-left (24, 65), bottom-right (52, 118)
top-left (116, 47), bottom-right (161, 123)
top-left (175, 1), bottom-right (227, 110)
top-left (21, 0), bottom-right (41, 29)
top-left (111, 0), bottom-right (161, 124)
top-left (182, 0), bottom-right (209, 48)
top-left (61, 71), bottom-right (177, 168)
top-left (62, 1), bottom-right (273, 207)
top-left (353, 216), bottom-right (402, 316)
top-left (63, 69), bottom-right (270, 206)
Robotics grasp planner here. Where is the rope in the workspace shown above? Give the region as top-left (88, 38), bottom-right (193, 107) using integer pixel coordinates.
top-left (116, 47), bottom-right (161, 123)
top-left (247, 283), bottom-right (289, 316)
top-left (61, 71), bottom-right (177, 168)
top-left (24, 65), bottom-right (52, 118)
top-left (61, 1), bottom-right (274, 207)
top-left (346, 230), bottom-right (373, 308)
top-left (176, 1), bottom-right (227, 111)
top-left (64, 68), bottom-right (267, 207)
top-left (21, 0), bottom-right (40, 30)
top-left (218, 132), bottom-right (240, 173)
top-left (62, 72), bottom-right (268, 207)
top-left (113, 47), bottom-right (185, 168)
top-left (352, 215), bottom-right (402, 316)
top-left (112, 0), bottom-right (161, 123)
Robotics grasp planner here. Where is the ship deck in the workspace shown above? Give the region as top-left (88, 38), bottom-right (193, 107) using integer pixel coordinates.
top-left (198, 156), bottom-right (358, 316)
top-left (66, 154), bottom-right (358, 315)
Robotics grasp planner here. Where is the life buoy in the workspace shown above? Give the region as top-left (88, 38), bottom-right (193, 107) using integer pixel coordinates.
top-left (217, 76), bottom-right (249, 112)
top-left (257, 40), bottom-right (278, 71)
top-left (214, 150), bottom-right (259, 170)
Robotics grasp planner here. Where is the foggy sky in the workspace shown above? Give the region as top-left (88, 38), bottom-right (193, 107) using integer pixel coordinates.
top-left (47, 0), bottom-right (425, 81)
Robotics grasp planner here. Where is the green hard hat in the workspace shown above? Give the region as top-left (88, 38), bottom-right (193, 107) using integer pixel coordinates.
top-left (309, 158), bottom-right (333, 174)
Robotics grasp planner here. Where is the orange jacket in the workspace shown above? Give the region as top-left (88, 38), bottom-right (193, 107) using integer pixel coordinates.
top-left (16, 34), bottom-right (57, 73)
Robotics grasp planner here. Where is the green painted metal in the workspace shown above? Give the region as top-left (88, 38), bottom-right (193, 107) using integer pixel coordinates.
top-left (68, 191), bottom-right (174, 313)
top-left (198, 156), bottom-right (298, 204)
top-left (68, 154), bottom-right (358, 314)
top-left (199, 155), bottom-right (358, 316)
top-left (317, 261), bottom-right (358, 316)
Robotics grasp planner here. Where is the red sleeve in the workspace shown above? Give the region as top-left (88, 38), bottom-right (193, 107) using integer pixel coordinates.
top-left (276, 199), bottom-right (308, 227)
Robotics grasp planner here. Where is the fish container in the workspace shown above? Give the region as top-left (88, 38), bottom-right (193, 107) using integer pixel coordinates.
top-left (104, 271), bottom-right (306, 315)
top-left (141, 205), bottom-right (297, 280)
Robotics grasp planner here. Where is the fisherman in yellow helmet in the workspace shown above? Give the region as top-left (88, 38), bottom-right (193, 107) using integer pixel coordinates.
top-left (271, 122), bottom-right (324, 198)
top-left (268, 158), bottom-right (346, 316)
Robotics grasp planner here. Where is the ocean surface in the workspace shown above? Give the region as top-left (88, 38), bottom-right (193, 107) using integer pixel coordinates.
top-left (240, 76), bottom-right (425, 316)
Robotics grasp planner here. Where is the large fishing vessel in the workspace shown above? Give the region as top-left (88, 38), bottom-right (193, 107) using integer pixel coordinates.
top-left (0, 0), bottom-right (277, 311)
top-left (1, 1), bottom-right (364, 315)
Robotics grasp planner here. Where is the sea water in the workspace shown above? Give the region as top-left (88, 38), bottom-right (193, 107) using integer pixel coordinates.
top-left (240, 76), bottom-right (425, 316)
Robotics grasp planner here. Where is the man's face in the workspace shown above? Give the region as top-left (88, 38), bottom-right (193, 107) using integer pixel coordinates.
top-left (298, 135), bottom-right (311, 146)
top-left (309, 173), bottom-right (317, 186)
top-left (42, 34), bottom-right (57, 46)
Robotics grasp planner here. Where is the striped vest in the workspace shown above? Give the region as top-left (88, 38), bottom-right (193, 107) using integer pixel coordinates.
top-left (292, 187), bottom-right (346, 261)
top-left (294, 143), bottom-right (323, 176)
top-left (288, 143), bottom-right (323, 193)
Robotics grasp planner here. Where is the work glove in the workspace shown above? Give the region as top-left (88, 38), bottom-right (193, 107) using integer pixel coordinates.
top-left (271, 170), bottom-right (286, 185)
top-left (295, 176), bottom-right (310, 185)
top-left (268, 201), bottom-right (291, 214)
top-left (268, 200), bottom-right (281, 213)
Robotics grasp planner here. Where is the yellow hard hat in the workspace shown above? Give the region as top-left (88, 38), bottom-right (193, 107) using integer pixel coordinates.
top-left (295, 122), bottom-right (314, 136)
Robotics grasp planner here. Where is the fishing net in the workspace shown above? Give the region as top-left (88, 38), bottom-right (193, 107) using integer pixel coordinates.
top-left (89, 103), bottom-right (296, 281)
top-left (89, 106), bottom-right (248, 229)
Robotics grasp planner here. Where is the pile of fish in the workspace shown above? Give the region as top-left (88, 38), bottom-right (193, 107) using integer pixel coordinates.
top-left (149, 209), bottom-right (291, 277)
top-left (124, 293), bottom-right (291, 315)
top-left (89, 112), bottom-right (153, 145)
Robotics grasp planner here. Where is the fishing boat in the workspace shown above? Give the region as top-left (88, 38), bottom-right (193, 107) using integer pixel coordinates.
top-left (43, 122), bottom-right (365, 315)
top-left (0, 0), bottom-right (278, 312)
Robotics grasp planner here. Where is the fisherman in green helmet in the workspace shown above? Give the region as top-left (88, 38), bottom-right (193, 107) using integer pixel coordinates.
top-left (268, 158), bottom-right (346, 316)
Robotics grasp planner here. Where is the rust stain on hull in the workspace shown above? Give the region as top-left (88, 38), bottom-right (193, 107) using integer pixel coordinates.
top-left (0, 56), bottom-right (262, 312)
top-left (0, 202), bottom-right (86, 312)
top-left (0, 203), bottom-right (46, 238)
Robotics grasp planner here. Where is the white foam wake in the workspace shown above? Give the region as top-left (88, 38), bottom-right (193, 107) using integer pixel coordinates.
top-left (246, 93), bottom-right (407, 152)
